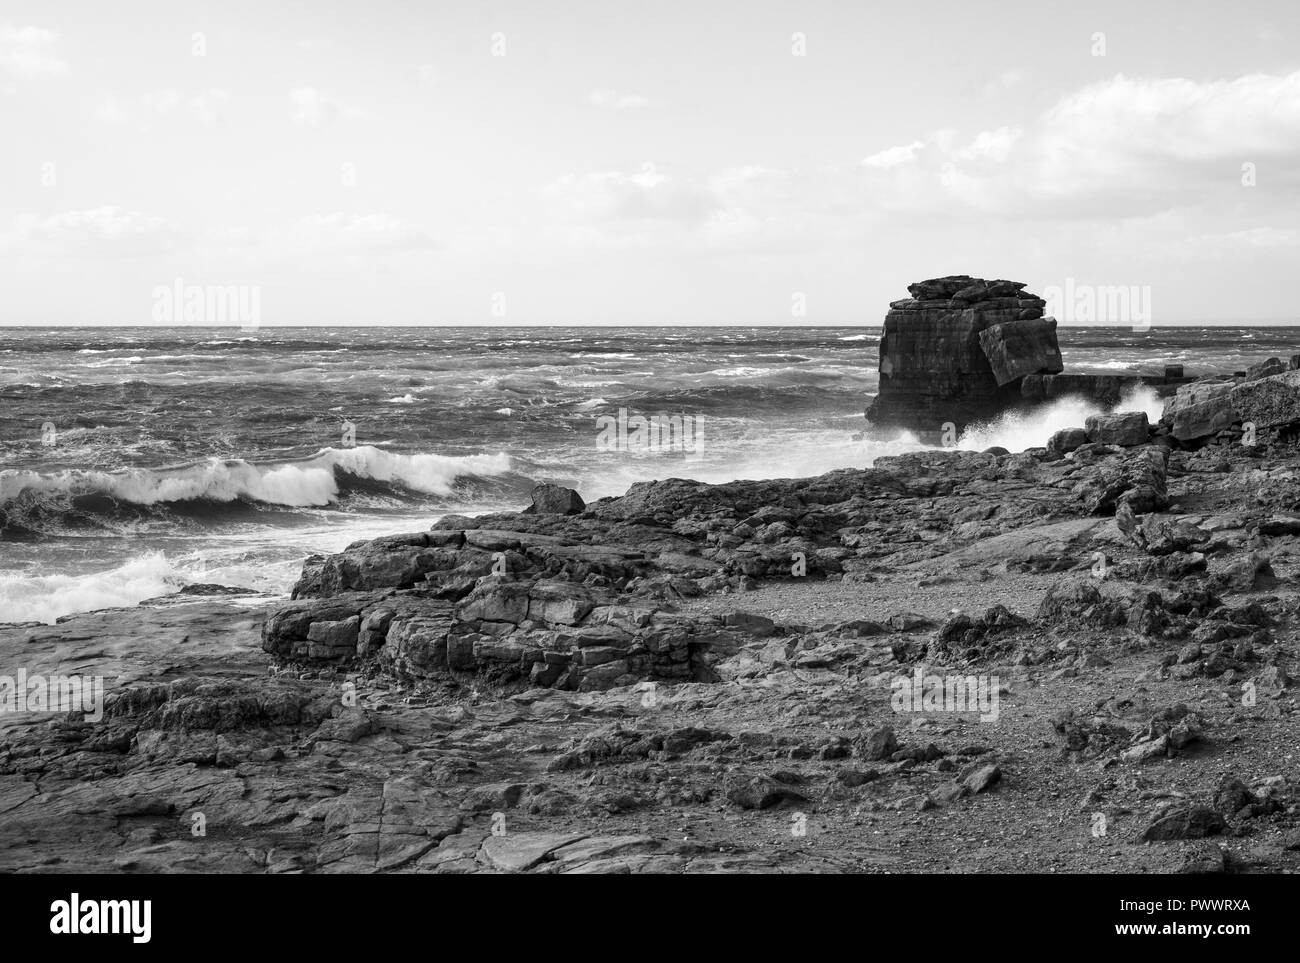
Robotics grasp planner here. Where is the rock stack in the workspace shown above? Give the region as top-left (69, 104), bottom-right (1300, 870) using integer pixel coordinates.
top-left (866, 276), bottom-right (1062, 437)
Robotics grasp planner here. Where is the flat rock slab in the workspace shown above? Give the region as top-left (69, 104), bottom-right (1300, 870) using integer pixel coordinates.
top-left (479, 832), bottom-right (588, 872)
top-left (550, 835), bottom-right (658, 865)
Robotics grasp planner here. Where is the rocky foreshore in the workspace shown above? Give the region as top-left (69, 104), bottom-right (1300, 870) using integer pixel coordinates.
top-left (5, 361), bottom-right (1300, 873)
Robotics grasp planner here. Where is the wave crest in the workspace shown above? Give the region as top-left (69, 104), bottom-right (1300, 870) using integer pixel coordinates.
top-left (0, 447), bottom-right (518, 538)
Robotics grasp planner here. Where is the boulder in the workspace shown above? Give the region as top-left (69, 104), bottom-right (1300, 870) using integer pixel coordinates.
top-left (1047, 427), bottom-right (1089, 455)
top-left (857, 727), bottom-right (898, 761)
top-left (526, 484), bottom-right (586, 516)
top-left (1245, 357), bottom-right (1286, 382)
top-left (977, 318), bottom-right (1064, 387)
top-left (1141, 806), bottom-right (1226, 842)
top-left (1084, 411), bottom-right (1149, 447)
top-left (727, 775), bottom-right (809, 810)
top-left (1073, 448), bottom-right (1168, 515)
top-left (1164, 368), bottom-right (1300, 442)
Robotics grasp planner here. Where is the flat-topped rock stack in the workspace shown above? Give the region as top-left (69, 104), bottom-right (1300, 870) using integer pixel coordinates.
top-left (866, 275), bottom-right (1194, 437)
top-left (866, 276), bottom-right (1061, 437)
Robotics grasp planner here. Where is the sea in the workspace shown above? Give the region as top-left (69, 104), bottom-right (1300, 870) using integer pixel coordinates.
top-left (2, 325), bottom-right (1296, 624)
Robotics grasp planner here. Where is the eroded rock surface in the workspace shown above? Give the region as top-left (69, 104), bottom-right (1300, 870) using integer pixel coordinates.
top-left (5, 402), bottom-right (1300, 873)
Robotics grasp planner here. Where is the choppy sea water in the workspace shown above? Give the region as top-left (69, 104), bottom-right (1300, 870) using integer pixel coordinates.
top-left (2, 325), bottom-right (1296, 623)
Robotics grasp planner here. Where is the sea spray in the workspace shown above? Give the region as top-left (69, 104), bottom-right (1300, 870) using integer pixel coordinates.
top-left (0, 552), bottom-right (185, 625)
top-left (956, 386), bottom-right (1166, 453)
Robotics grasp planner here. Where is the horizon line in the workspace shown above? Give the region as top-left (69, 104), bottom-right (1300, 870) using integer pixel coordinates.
top-left (3, 320), bottom-right (1300, 329)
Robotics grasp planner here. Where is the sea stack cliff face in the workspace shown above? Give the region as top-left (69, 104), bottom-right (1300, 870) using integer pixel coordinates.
top-left (866, 276), bottom-right (1062, 436)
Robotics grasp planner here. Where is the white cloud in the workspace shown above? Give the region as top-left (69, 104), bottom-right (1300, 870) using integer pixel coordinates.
top-left (0, 24), bottom-right (67, 77)
top-left (290, 87), bottom-right (352, 126)
top-left (588, 89), bottom-right (653, 110)
top-left (863, 141), bottom-right (924, 169)
top-left (982, 68), bottom-right (1025, 98)
top-left (954, 126), bottom-right (1021, 163)
top-left (857, 70), bottom-right (1300, 217)
top-left (10, 207), bottom-right (182, 257)
top-left (6, 210), bottom-right (435, 265)
top-left (274, 214), bottom-right (438, 254)
top-left (543, 70), bottom-right (1300, 258)
top-left (1173, 226), bottom-right (1300, 258)
top-left (187, 89), bottom-right (230, 124)
top-left (545, 164), bottom-right (718, 223)
top-left (96, 88), bottom-right (231, 126)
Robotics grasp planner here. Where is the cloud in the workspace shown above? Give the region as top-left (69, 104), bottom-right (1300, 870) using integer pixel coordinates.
top-left (96, 88), bottom-right (231, 126)
top-left (10, 207), bottom-right (183, 257)
top-left (863, 141), bottom-right (925, 169)
top-left (540, 69), bottom-right (1300, 258)
top-left (981, 68), bottom-right (1025, 99)
top-left (954, 126), bottom-right (1021, 163)
top-left (273, 214), bottom-right (438, 254)
top-left (541, 162), bottom-right (876, 254)
top-left (7, 210), bottom-right (436, 265)
top-left (1172, 226), bottom-right (1300, 258)
top-left (588, 89), bottom-right (653, 110)
top-left (856, 70), bottom-right (1300, 218)
top-left (0, 24), bottom-right (67, 77)
top-left (186, 88), bottom-right (231, 125)
top-left (290, 87), bottom-right (353, 126)
top-left (545, 164), bottom-right (718, 223)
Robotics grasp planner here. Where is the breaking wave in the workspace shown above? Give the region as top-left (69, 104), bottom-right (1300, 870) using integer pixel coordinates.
top-left (0, 552), bottom-right (187, 625)
top-left (957, 386), bottom-right (1166, 452)
top-left (0, 446), bottom-right (519, 537)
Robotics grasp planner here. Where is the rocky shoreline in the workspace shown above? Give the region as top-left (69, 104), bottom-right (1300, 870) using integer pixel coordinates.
top-left (5, 356), bottom-right (1300, 873)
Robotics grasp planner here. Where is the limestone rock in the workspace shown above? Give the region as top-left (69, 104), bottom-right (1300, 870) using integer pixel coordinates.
top-left (1164, 368), bottom-right (1300, 442)
top-left (1141, 806), bottom-right (1226, 842)
top-left (526, 484), bottom-right (586, 516)
top-left (1047, 427), bottom-right (1088, 455)
top-left (868, 277), bottom-right (1051, 434)
top-left (1084, 411), bottom-right (1150, 447)
top-left (977, 317), bottom-right (1064, 387)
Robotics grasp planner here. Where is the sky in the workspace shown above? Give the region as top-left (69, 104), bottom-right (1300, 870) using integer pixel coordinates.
top-left (1, 0), bottom-right (1298, 325)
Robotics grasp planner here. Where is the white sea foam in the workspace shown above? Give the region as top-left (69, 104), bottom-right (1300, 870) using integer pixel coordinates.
top-left (0, 446), bottom-right (514, 509)
top-left (958, 386), bottom-right (1165, 452)
top-left (572, 386), bottom-right (1168, 499)
top-left (0, 553), bottom-right (186, 625)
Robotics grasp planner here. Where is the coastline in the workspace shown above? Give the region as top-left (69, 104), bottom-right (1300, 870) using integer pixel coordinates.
top-left (4, 399), bottom-right (1300, 873)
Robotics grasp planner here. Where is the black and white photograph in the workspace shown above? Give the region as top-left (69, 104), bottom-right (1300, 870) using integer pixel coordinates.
top-left (0, 0), bottom-right (1296, 928)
